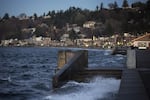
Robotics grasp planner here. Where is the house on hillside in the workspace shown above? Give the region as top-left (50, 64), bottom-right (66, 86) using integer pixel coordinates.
top-left (83, 21), bottom-right (96, 29)
top-left (132, 33), bottom-right (150, 49)
top-left (60, 34), bottom-right (69, 42)
top-left (66, 24), bottom-right (81, 33)
top-left (22, 28), bottom-right (36, 34)
top-left (18, 13), bottom-right (29, 20)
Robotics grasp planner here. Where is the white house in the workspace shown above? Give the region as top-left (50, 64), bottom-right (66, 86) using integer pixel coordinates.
top-left (18, 13), bottom-right (29, 20)
top-left (60, 34), bottom-right (69, 41)
top-left (83, 21), bottom-right (96, 29)
top-left (132, 33), bottom-right (150, 49)
top-left (22, 28), bottom-right (36, 34)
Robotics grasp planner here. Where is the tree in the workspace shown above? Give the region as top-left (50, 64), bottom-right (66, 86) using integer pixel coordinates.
top-left (3, 13), bottom-right (9, 20)
top-left (114, 1), bottom-right (118, 9)
top-left (47, 11), bottom-right (51, 16)
top-left (33, 13), bottom-right (38, 20)
top-left (108, 1), bottom-right (118, 9)
top-left (69, 29), bottom-right (79, 41)
top-left (34, 24), bottom-right (49, 37)
top-left (74, 12), bottom-right (86, 26)
top-left (11, 16), bottom-right (16, 19)
top-left (51, 10), bottom-right (56, 18)
top-left (122, 0), bottom-right (129, 8)
top-left (96, 5), bottom-right (99, 11)
top-left (131, 2), bottom-right (145, 9)
top-left (108, 3), bottom-right (115, 9)
top-left (100, 3), bottom-right (103, 10)
top-left (105, 23), bottom-right (114, 36)
top-left (43, 13), bottom-right (46, 17)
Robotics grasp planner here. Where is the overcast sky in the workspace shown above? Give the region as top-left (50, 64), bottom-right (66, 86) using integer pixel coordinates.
top-left (0, 0), bottom-right (147, 17)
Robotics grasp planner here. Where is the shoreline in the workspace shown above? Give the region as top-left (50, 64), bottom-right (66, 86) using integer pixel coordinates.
top-left (0, 45), bottom-right (113, 51)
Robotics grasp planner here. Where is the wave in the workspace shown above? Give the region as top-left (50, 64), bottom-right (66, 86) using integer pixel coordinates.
top-left (44, 76), bottom-right (120, 100)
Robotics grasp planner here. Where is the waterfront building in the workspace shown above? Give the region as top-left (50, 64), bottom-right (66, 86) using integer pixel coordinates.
top-left (132, 33), bottom-right (150, 49)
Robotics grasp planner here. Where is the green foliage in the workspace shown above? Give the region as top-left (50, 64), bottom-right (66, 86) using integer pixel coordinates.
top-left (34, 25), bottom-right (49, 37)
top-left (122, 0), bottom-right (129, 8)
top-left (100, 3), bottom-right (103, 10)
top-left (108, 1), bottom-right (118, 9)
top-left (69, 29), bottom-right (79, 40)
top-left (105, 23), bottom-right (114, 35)
top-left (131, 2), bottom-right (145, 8)
top-left (33, 13), bottom-right (38, 20)
top-left (114, 1), bottom-right (118, 9)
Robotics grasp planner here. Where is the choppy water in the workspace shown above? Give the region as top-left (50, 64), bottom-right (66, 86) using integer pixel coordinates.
top-left (0, 47), bottom-right (126, 100)
top-left (45, 76), bottom-right (120, 100)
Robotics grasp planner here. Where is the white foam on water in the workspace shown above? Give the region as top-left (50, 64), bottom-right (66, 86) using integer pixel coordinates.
top-left (44, 76), bottom-right (120, 100)
top-left (104, 50), bottom-right (112, 56)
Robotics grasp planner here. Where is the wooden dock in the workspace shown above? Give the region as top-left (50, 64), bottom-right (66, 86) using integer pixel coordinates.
top-left (52, 49), bottom-right (150, 100)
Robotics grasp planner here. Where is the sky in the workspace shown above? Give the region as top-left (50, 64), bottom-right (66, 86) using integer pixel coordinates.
top-left (0, 0), bottom-right (147, 17)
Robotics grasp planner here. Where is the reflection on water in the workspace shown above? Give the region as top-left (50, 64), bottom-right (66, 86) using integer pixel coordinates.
top-left (0, 47), bottom-right (125, 100)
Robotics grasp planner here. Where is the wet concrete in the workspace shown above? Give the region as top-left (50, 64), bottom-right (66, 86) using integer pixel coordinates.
top-left (117, 69), bottom-right (149, 100)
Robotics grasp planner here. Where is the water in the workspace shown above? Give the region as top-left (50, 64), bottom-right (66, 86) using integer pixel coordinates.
top-left (45, 76), bottom-right (120, 100)
top-left (0, 47), bottom-right (126, 100)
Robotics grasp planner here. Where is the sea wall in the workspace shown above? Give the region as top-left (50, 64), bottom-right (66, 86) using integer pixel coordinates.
top-left (53, 50), bottom-right (88, 88)
top-left (127, 49), bottom-right (150, 69)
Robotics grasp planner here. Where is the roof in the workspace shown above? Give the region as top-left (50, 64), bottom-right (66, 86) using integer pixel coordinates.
top-left (132, 33), bottom-right (150, 42)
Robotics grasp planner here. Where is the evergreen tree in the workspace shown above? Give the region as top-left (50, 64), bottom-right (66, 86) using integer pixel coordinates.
top-left (131, 2), bottom-right (145, 8)
top-left (105, 23), bottom-right (114, 36)
top-left (114, 1), bottom-right (118, 9)
top-left (108, 1), bottom-right (118, 9)
top-left (100, 3), bottom-right (103, 10)
top-left (33, 13), bottom-right (38, 20)
top-left (47, 11), bottom-right (51, 16)
top-left (69, 29), bottom-right (79, 41)
top-left (122, 0), bottom-right (129, 8)
top-left (108, 3), bottom-right (115, 9)
top-left (3, 13), bottom-right (9, 20)
top-left (96, 5), bottom-right (99, 11)
top-left (43, 13), bottom-right (46, 17)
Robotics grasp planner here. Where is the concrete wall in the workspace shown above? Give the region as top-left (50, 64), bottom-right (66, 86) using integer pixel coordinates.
top-left (136, 50), bottom-right (150, 68)
top-left (57, 50), bottom-right (75, 69)
top-left (53, 50), bottom-right (88, 88)
top-left (127, 50), bottom-right (136, 69)
top-left (127, 49), bottom-right (150, 69)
